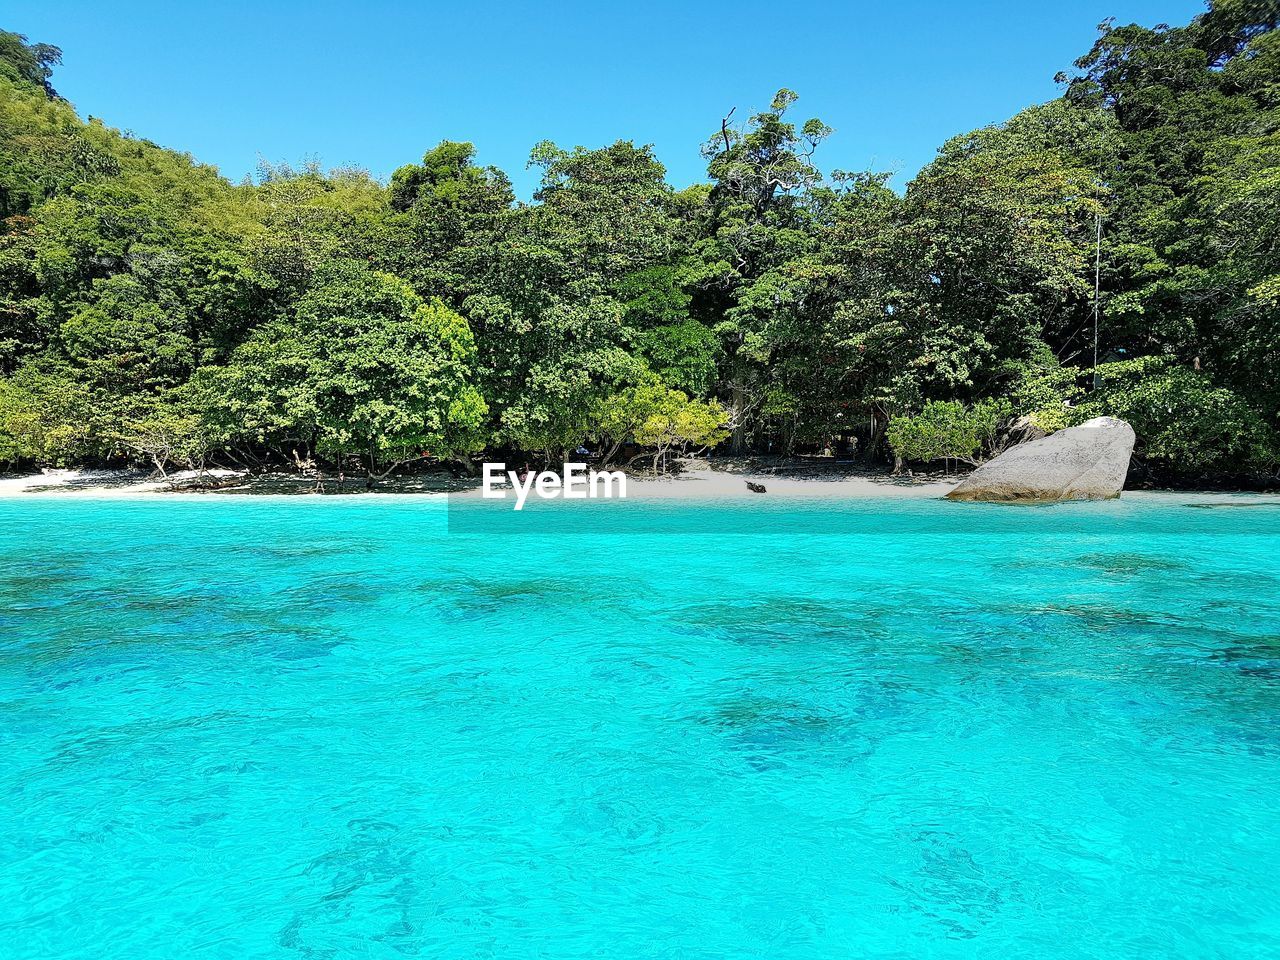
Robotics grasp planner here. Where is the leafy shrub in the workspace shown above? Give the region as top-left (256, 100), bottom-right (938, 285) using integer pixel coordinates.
top-left (595, 381), bottom-right (729, 471)
top-left (637, 321), bottom-right (720, 396)
top-left (1009, 352), bottom-right (1084, 433)
top-left (1080, 358), bottom-right (1276, 473)
top-left (887, 400), bottom-right (1006, 467)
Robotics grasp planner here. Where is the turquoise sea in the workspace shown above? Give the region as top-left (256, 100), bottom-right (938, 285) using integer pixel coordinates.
top-left (2, 493), bottom-right (1279, 959)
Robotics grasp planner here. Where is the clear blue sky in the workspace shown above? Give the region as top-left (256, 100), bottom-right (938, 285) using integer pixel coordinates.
top-left (9, 0), bottom-right (1205, 198)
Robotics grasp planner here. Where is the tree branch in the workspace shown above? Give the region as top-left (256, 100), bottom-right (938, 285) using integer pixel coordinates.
top-left (720, 107), bottom-right (736, 155)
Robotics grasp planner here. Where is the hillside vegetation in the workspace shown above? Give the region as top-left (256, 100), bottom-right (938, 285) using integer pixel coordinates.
top-left (1, 1), bottom-right (1278, 484)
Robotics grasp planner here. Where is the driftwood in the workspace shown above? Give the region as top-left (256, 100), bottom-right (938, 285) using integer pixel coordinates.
top-left (167, 473), bottom-right (247, 493)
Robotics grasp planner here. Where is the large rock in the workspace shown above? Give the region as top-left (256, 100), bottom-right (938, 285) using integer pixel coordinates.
top-left (1000, 414), bottom-right (1047, 448)
top-left (946, 416), bottom-right (1135, 503)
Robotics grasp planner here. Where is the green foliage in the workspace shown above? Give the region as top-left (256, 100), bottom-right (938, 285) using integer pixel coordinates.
top-left (500, 341), bottom-right (647, 458)
top-left (116, 399), bottom-right (208, 476)
top-left (1008, 350), bottom-right (1086, 432)
top-left (887, 400), bottom-right (1007, 467)
top-left (0, 360), bottom-right (96, 465)
top-left (633, 390), bottom-right (729, 465)
top-left (0, 376), bottom-right (41, 463)
top-left (637, 321), bottom-right (720, 395)
top-left (385, 141), bottom-right (512, 303)
top-left (616, 265), bottom-right (691, 328)
top-left (210, 262), bottom-right (487, 473)
top-left (0, 31), bottom-right (60, 97)
top-left (596, 381), bottom-right (729, 471)
top-left (1079, 358), bottom-right (1276, 473)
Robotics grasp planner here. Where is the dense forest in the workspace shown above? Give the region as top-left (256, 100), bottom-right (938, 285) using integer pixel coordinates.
top-left (1, 1), bottom-right (1278, 485)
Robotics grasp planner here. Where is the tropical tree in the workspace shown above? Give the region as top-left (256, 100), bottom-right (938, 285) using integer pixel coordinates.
top-left (887, 401), bottom-right (1006, 472)
top-left (209, 262), bottom-right (487, 484)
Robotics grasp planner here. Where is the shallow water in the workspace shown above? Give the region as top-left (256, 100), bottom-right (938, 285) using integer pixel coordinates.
top-left (2, 493), bottom-right (1279, 959)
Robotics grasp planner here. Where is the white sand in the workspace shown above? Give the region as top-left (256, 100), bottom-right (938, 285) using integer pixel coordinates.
top-left (3, 465), bottom-right (1276, 504)
top-left (0, 464), bottom-right (957, 500)
top-left (0, 468), bottom-right (244, 498)
top-left (431, 463), bottom-right (961, 501)
top-left (478, 467), bottom-right (961, 500)
top-left (621, 467), bottom-right (958, 499)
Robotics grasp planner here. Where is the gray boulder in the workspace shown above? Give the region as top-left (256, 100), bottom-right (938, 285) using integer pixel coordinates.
top-left (946, 416), bottom-right (1136, 503)
top-left (1000, 414), bottom-right (1047, 449)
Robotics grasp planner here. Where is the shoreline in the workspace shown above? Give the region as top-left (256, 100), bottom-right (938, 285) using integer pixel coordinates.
top-left (0, 464), bottom-right (961, 500)
top-left (3, 464), bottom-right (1279, 504)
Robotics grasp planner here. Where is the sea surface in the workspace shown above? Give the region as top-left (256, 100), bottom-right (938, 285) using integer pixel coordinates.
top-left (1, 493), bottom-right (1279, 959)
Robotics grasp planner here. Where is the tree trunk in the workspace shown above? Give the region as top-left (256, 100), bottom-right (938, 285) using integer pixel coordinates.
top-left (866, 408), bottom-right (889, 463)
top-left (730, 377), bottom-right (747, 454)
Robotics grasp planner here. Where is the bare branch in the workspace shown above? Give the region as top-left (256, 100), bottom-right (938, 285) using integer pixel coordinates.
top-left (720, 107), bottom-right (736, 155)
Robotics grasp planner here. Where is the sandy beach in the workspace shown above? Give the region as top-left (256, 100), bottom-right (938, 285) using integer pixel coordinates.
top-left (569, 466), bottom-right (961, 500)
top-left (0, 461), bottom-right (962, 500)
top-left (0, 468), bottom-right (245, 498)
top-left (8, 463), bottom-right (1280, 506)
